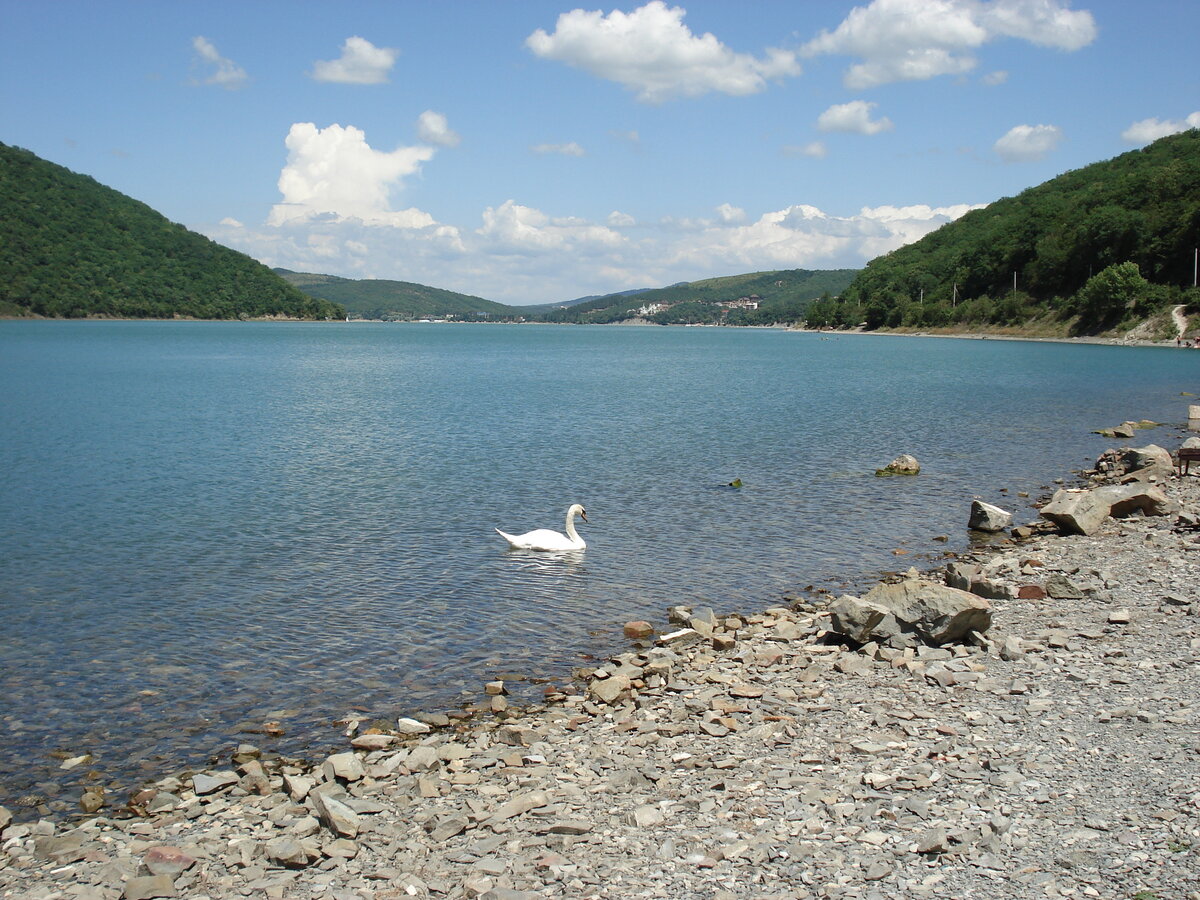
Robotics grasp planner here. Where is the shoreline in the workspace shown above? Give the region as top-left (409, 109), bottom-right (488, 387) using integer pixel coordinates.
top-left (3, 430), bottom-right (1198, 897)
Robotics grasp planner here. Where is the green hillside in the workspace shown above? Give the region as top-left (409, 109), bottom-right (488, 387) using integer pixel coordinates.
top-left (276, 270), bottom-right (517, 320)
top-left (814, 130), bottom-right (1200, 334)
top-left (0, 143), bottom-right (343, 320)
top-left (541, 269), bottom-right (859, 325)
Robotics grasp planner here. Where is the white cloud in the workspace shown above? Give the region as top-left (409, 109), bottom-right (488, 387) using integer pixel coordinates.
top-left (611, 129), bottom-right (641, 146)
top-left (190, 36), bottom-right (248, 90)
top-left (784, 141), bottom-right (828, 158)
top-left (525, 1), bottom-right (800, 102)
top-left (208, 193), bottom-right (980, 306)
top-left (219, 217), bottom-right (244, 228)
top-left (982, 69), bottom-right (1008, 85)
top-left (1121, 112), bottom-right (1200, 145)
top-left (417, 110), bottom-right (460, 147)
top-left (716, 203), bottom-right (746, 224)
top-left (803, 0), bottom-right (1097, 89)
top-left (311, 36), bottom-right (398, 84)
top-left (532, 142), bottom-right (586, 156)
top-left (268, 123), bottom-right (437, 227)
top-left (817, 100), bottom-right (894, 135)
top-left (993, 123), bottom-right (1063, 161)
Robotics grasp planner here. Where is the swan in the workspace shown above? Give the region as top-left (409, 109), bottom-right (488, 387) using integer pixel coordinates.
top-left (496, 504), bottom-right (587, 551)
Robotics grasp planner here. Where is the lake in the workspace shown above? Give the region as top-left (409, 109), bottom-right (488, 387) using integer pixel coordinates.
top-left (0, 320), bottom-right (1194, 812)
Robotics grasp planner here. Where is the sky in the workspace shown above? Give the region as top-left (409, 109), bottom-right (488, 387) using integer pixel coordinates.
top-left (2, 1), bottom-right (1198, 306)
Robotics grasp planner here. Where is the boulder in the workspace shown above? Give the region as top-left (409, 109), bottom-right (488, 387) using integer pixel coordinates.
top-left (829, 580), bottom-right (991, 647)
top-left (861, 579), bottom-right (992, 645)
top-left (828, 595), bottom-right (894, 644)
top-left (1092, 483), bottom-right (1179, 518)
top-left (968, 500), bottom-right (1012, 532)
top-left (1039, 488), bottom-right (1110, 536)
top-left (1122, 444), bottom-right (1173, 471)
top-left (875, 454), bottom-right (920, 477)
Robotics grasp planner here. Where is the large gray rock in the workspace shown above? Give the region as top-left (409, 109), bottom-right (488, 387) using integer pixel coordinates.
top-left (828, 595), bottom-right (893, 644)
top-left (1092, 482), bottom-right (1179, 518)
top-left (1039, 488), bottom-right (1110, 536)
top-left (968, 500), bottom-right (1012, 532)
top-left (1122, 444), bottom-right (1173, 471)
top-left (861, 579), bottom-right (992, 645)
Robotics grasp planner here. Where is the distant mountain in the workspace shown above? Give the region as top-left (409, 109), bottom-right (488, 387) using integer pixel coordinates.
top-left (517, 288), bottom-right (654, 316)
top-left (817, 130), bottom-right (1200, 334)
top-left (0, 143), bottom-right (343, 320)
top-left (541, 269), bottom-right (859, 325)
top-left (275, 270), bottom-right (517, 320)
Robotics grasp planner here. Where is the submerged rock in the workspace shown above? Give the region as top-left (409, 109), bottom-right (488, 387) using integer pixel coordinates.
top-left (875, 454), bottom-right (921, 477)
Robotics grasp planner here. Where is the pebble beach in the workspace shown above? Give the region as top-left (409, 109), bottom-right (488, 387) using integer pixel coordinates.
top-left (2, 430), bottom-right (1199, 900)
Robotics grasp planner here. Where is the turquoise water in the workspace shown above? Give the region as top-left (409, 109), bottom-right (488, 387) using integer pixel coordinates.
top-left (0, 320), bottom-right (1195, 809)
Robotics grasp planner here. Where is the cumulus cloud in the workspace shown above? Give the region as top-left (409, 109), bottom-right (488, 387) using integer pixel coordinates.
top-left (817, 101), bottom-right (894, 135)
top-left (532, 142), bottom-right (586, 156)
top-left (993, 123), bottom-right (1063, 161)
top-left (716, 203), bottom-right (746, 224)
top-left (476, 200), bottom-right (625, 255)
top-left (190, 37), bottom-right (248, 90)
top-left (982, 69), bottom-right (1008, 85)
top-left (268, 123), bottom-right (437, 227)
top-left (208, 192), bottom-right (980, 307)
top-left (1121, 112), bottom-right (1200, 145)
top-left (526, 1), bottom-right (800, 102)
top-left (311, 36), bottom-right (398, 84)
top-left (417, 110), bottom-right (460, 147)
top-left (803, 0), bottom-right (1097, 89)
top-left (219, 217), bottom-right (244, 228)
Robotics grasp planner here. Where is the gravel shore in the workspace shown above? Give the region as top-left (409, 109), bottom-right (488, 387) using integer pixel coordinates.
top-left (3, 441), bottom-right (1198, 900)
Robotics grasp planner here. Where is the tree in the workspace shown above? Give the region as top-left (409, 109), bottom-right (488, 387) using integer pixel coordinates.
top-left (1073, 262), bottom-right (1151, 332)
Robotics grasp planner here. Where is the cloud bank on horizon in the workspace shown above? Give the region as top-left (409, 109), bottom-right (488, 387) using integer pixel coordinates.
top-left (28, 0), bottom-right (1194, 305)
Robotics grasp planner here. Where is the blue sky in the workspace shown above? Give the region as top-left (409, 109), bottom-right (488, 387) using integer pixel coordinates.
top-left (3, 0), bottom-right (1197, 305)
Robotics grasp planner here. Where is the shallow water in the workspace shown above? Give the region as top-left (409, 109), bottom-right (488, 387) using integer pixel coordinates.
top-left (0, 321), bottom-right (1194, 808)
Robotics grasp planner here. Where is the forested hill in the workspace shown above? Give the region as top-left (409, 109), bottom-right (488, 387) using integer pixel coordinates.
top-left (275, 270), bottom-right (515, 320)
top-left (542, 269), bottom-right (859, 325)
top-left (0, 143), bottom-right (343, 320)
top-left (812, 130), bottom-right (1200, 334)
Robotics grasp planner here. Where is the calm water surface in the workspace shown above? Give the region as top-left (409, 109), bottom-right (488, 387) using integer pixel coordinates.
top-left (0, 321), bottom-right (1195, 809)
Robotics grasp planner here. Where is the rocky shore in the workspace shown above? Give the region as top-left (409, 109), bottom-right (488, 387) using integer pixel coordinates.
top-left (3, 440), bottom-right (1199, 900)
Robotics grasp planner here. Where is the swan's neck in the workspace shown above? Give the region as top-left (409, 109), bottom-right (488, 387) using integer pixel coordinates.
top-left (564, 510), bottom-right (580, 541)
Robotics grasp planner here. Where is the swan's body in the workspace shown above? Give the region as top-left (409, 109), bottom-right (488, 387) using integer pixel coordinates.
top-left (496, 504), bottom-right (587, 551)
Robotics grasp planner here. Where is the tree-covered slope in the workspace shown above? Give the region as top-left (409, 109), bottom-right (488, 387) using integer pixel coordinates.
top-left (0, 143), bottom-right (343, 320)
top-left (275, 270), bottom-right (515, 320)
top-left (823, 130), bottom-right (1200, 333)
top-left (542, 269), bottom-right (859, 325)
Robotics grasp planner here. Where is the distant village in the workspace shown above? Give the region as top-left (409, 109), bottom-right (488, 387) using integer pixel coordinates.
top-left (635, 294), bottom-right (761, 317)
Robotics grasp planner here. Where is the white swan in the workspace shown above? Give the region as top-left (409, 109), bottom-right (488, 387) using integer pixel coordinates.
top-left (496, 504), bottom-right (587, 551)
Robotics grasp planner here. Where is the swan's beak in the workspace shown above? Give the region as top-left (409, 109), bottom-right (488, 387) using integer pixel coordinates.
top-left (580, 510), bottom-right (588, 522)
